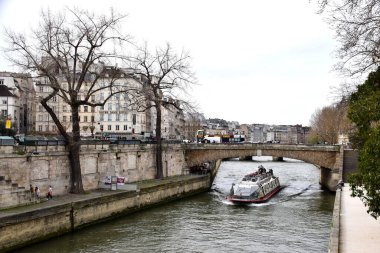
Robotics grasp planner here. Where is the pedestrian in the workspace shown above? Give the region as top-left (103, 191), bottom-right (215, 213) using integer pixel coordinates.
top-left (46, 185), bottom-right (53, 200)
top-left (336, 180), bottom-right (344, 191)
top-left (35, 186), bottom-right (40, 200)
top-left (29, 184), bottom-right (34, 201)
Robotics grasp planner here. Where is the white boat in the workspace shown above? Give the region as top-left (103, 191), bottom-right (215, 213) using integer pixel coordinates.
top-left (227, 165), bottom-right (282, 204)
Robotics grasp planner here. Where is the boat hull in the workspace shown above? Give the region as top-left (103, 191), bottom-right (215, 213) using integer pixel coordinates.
top-left (227, 185), bottom-right (283, 204)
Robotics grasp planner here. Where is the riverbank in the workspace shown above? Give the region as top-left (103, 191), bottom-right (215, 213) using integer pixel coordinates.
top-left (0, 174), bottom-right (210, 253)
top-left (339, 185), bottom-right (380, 253)
top-left (328, 184), bottom-right (380, 253)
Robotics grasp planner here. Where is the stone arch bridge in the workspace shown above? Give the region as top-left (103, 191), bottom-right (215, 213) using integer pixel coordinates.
top-left (184, 143), bottom-right (344, 191)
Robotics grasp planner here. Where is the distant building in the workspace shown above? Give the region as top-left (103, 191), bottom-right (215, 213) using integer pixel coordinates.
top-left (184, 112), bottom-right (205, 141)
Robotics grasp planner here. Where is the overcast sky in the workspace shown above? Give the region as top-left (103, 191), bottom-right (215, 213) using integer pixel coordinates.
top-left (0, 0), bottom-right (339, 126)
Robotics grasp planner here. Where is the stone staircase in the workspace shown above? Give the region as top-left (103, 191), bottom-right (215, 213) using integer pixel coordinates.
top-left (0, 176), bottom-right (32, 209)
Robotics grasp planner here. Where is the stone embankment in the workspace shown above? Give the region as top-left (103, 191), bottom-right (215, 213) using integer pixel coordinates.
top-left (0, 143), bottom-right (187, 209)
top-left (0, 174), bottom-right (210, 253)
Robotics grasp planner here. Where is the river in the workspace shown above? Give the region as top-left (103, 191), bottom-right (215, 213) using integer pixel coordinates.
top-left (15, 157), bottom-right (335, 253)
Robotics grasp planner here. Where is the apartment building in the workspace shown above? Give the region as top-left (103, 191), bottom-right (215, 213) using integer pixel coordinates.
top-left (0, 72), bottom-right (35, 134)
top-left (34, 66), bottom-right (148, 137)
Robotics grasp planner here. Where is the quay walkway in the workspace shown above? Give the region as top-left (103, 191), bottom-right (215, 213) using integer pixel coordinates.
top-left (0, 175), bottom-right (200, 220)
top-left (339, 185), bottom-right (380, 253)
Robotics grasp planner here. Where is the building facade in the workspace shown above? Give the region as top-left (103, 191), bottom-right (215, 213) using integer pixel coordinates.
top-left (34, 67), bottom-right (148, 138)
top-left (0, 72), bottom-right (35, 134)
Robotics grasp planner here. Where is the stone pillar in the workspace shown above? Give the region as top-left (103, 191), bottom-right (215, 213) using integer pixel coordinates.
top-left (320, 146), bottom-right (344, 192)
top-left (320, 166), bottom-right (338, 191)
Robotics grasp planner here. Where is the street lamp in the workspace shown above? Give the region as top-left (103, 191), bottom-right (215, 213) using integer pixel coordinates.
top-left (98, 122), bottom-right (104, 149)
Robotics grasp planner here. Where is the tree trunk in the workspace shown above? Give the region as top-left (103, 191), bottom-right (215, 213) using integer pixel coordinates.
top-left (155, 105), bottom-right (164, 179)
top-left (68, 105), bottom-right (85, 193)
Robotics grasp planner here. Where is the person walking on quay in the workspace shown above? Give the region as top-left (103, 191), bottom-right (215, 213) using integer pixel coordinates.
top-left (46, 185), bottom-right (53, 200)
top-left (35, 186), bottom-right (40, 201)
top-left (29, 184), bottom-right (34, 201)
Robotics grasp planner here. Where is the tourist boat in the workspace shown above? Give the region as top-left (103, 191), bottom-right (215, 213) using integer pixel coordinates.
top-left (227, 165), bottom-right (281, 204)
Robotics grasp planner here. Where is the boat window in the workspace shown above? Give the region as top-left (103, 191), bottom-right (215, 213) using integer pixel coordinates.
top-left (235, 185), bottom-right (259, 196)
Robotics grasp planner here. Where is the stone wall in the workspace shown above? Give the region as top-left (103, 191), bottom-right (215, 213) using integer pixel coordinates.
top-left (0, 143), bottom-right (187, 208)
top-left (343, 149), bottom-right (358, 182)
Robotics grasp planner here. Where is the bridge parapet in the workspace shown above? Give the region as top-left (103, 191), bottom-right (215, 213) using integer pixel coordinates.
top-left (186, 143), bottom-right (339, 150)
top-left (184, 143), bottom-right (340, 167)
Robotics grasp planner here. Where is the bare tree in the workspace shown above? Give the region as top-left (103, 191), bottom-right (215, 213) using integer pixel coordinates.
top-left (3, 8), bottom-right (131, 193)
top-left (309, 103), bottom-right (351, 144)
top-left (317, 0), bottom-right (380, 77)
top-left (127, 43), bottom-right (196, 179)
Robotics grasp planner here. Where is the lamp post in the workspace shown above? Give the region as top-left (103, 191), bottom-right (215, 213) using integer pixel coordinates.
top-left (98, 122), bottom-right (104, 149)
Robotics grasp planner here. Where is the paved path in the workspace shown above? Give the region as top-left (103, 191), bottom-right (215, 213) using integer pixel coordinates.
top-left (0, 190), bottom-right (118, 219)
top-left (0, 174), bottom-right (203, 220)
top-left (340, 185), bottom-right (380, 253)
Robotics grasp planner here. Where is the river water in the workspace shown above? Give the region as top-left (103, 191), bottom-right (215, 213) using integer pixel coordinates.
top-left (16, 158), bottom-right (335, 253)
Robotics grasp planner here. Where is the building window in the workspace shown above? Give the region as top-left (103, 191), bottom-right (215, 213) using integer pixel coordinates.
top-left (52, 96), bottom-right (57, 102)
top-left (70, 116), bottom-right (72, 122)
top-left (116, 125), bottom-right (119, 131)
top-left (52, 125), bottom-right (57, 131)
top-left (63, 105), bottom-right (67, 112)
top-left (38, 125), bottom-right (42, 131)
top-left (39, 115), bottom-right (43, 121)
top-left (0, 79), bottom-right (3, 85)
top-left (2, 110), bottom-right (7, 116)
top-left (108, 125), bottom-right (111, 131)
top-left (84, 116), bottom-right (88, 122)
top-left (63, 116), bottom-right (67, 122)
top-left (132, 114), bottom-right (136, 125)
top-left (2, 100), bottom-right (6, 105)
top-left (108, 113), bottom-right (112, 121)
top-left (39, 86), bottom-right (43, 92)
top-left (84, 106), bottom-right (88, 112)
top-left (91, 95), bottom-right (95, 102)
top-left (124, 125), bottom-right (127, 130)
top-left (39, 105), bottom-right (43, 112)
top-left (91, 106), bottom-right (95, 112)
top-left (91, 116), bottom-right (95, 122)
top-left (116, 114), bottom-right (120, 121)
top-left (45, 125), bottom-right (49, 131)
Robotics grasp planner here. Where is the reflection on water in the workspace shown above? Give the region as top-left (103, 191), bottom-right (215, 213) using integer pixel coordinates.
top-left (15, 157), bottom-right (335, 253)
